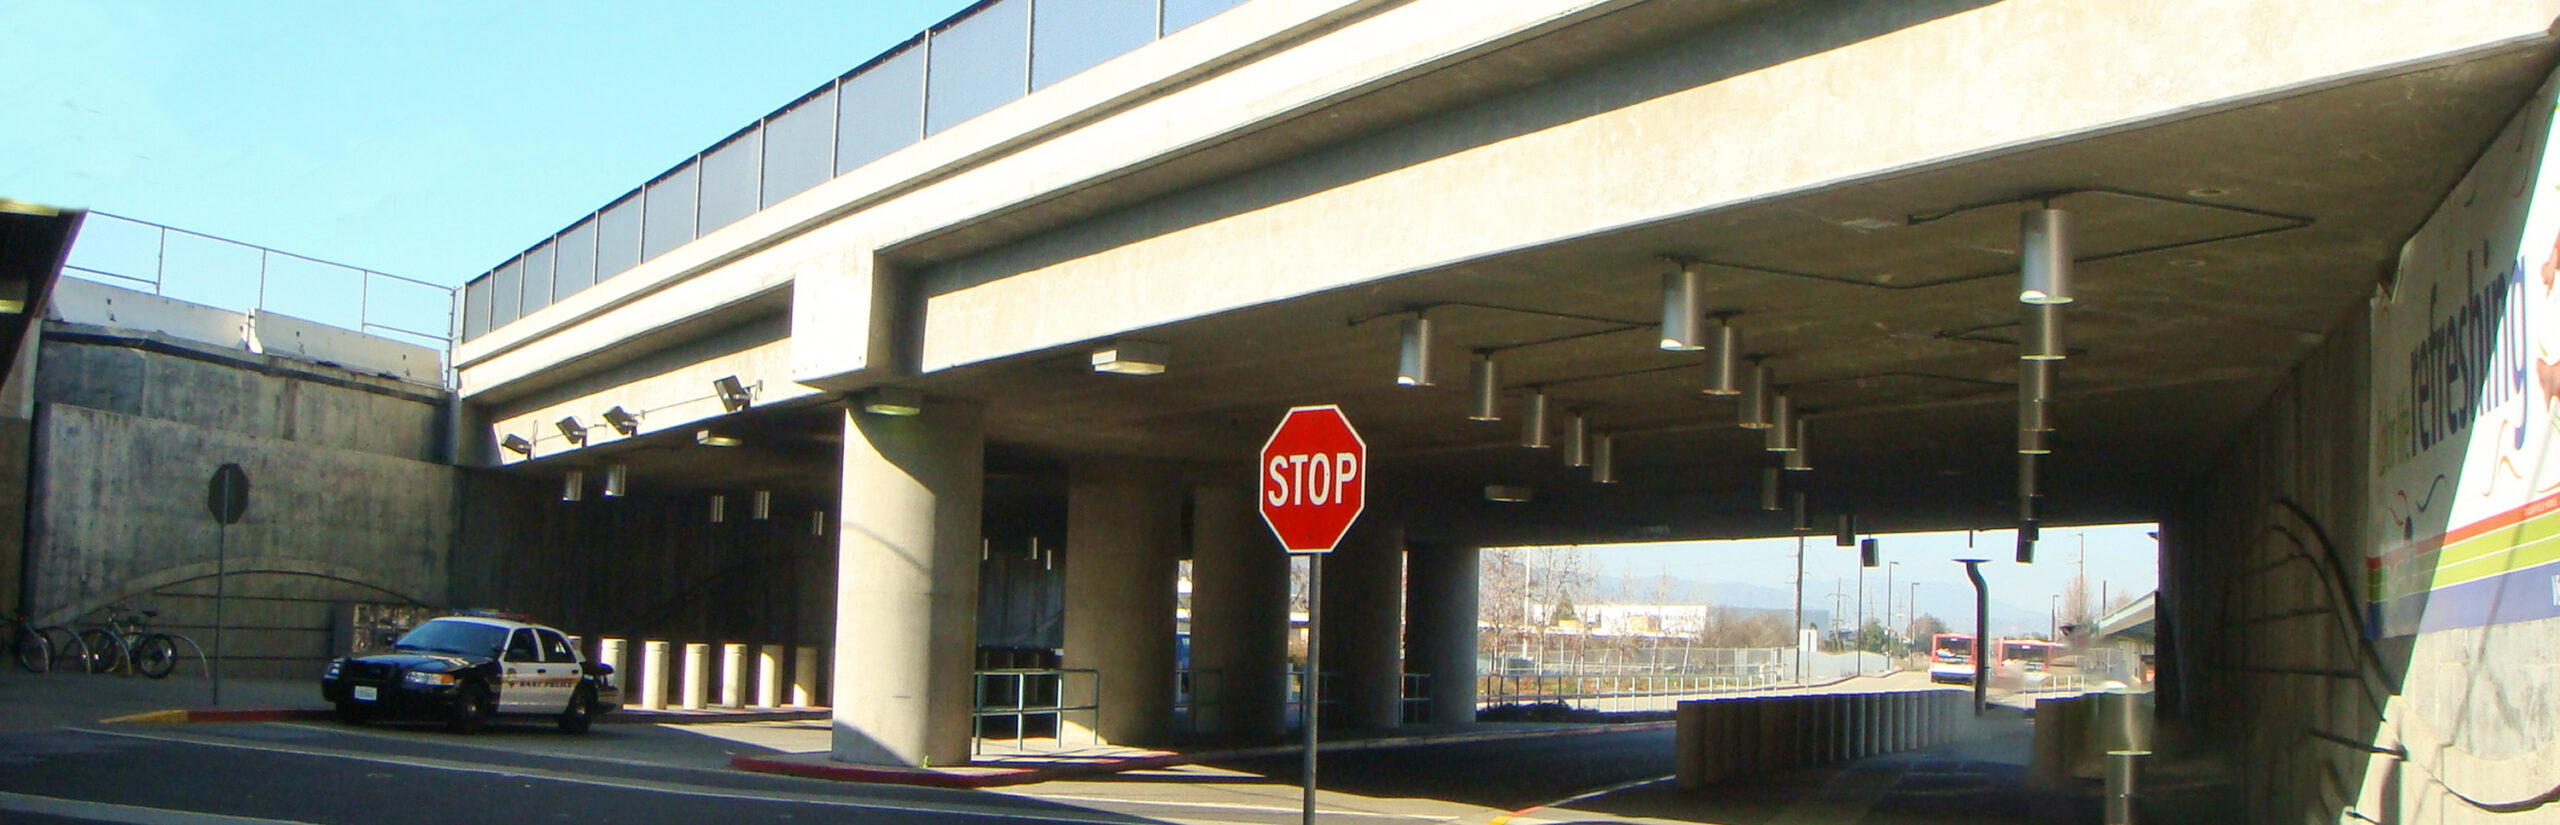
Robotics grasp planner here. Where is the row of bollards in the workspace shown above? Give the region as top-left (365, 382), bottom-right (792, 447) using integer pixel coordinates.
top-left (1675, 690), bottom-right (1964, 788)
top-left (592, 638), bottom-right (824, 710)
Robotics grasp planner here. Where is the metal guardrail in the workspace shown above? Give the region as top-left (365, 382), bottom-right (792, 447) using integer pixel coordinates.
top-left (972, 667), bottom-right (1101, 754)
top-left (63, 211), bottom-right (457, 357)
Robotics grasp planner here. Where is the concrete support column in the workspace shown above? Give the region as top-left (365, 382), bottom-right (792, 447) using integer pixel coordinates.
top-left (1063, 460), bottom-right (1183, 746)
top-left (1403, 542), bottom-right (1479, 728)
top-left (1189, 483), bottom-right (1289, 740)
top-left (831, 401), bottom-right (984, 767)
top-left (1321, 521), bottom-right (1405, 730)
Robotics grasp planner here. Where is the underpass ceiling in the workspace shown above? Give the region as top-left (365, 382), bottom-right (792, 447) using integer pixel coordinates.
top-left (906, 44), bottom-right (2556, 544)
top-left (493, 35), bottom-right (2558, 549)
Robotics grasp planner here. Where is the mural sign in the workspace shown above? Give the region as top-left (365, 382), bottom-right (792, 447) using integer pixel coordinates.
top-left (2369, 76), bottom-right (2560, 637)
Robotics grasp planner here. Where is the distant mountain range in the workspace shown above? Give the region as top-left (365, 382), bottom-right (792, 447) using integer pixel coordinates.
top-left (1589, 572), bottom-right (2058, 637)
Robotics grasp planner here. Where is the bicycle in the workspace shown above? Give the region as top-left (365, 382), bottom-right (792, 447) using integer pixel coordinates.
top-left (79, 605), bottom-right (182, 679)
top-left (6, 611), bottom-right (87, 674)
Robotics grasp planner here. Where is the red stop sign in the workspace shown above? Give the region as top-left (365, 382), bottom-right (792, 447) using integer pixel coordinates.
top-left (1259, 405), bottom-right (1367, 554)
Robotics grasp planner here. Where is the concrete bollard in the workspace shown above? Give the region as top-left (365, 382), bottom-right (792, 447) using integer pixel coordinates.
top-left (754, 645), bottom-right (781, 708)
top-left (2105, 749), bottom-right (2149, 825)
top-left (639, 640), bottom-right (669, 710)
top-left (791, 645), bottom-right (818, 707)
top-left (597, 638), bottom-right (625, 686)
top-left (720, 643), bottom-right (746, 708)
top-left (682, 643), bottom-right (708, 710)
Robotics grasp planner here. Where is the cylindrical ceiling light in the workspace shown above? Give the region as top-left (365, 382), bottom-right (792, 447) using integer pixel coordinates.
top-left (1591, 434), bottom-right (1617, 484)
top-left (2020, 361), bottom-right (2055, 432)
top-left (1791, 492), bottom-right (1811, 532)
top-left (2019, 454), bottom-right (2041, 521)
top-left (1396, 315), bottom-right (1435, 386)
top-left (603, 464), bottom-right (628, 498)
top-left (1784, 418), bottom-right (1811, 471)
top-left (1835, 513), bottom-right (1857, 547)
top-left (1563, 412), bottom-right (1590, 467)
top-left (1764, 394), bottom-right (1794, 452)
top-left (2022, 302), bottom-right (2064, 361)
top-left (1760, 467), bottom-right (1783, 511)
top-left (1521, 390), bottom-right (1552, 449)
top-left (1701, 319), bottom-right (1741, 396)
top-left (709, 494), bottom-right (727, 524)
top-left (561, 470), bottom-right (584, 502)
top-left (752, 490), bottom-right (772, 520)
top-left (1660, 265), bottom-right (1706, 351)
top-left (2016, 531), bottom-right (2036, 564)
top-left (1860, 537), bottom-right (1880, 568)
top-left (2020, 208), bottom-right (2074, 305)
top-left (1739, 362), bottom-right (1774, 429)
top-left (1467, 353), bottom-right (1501, 422)
top-left (2019, 426), bottom-right (2051, 455)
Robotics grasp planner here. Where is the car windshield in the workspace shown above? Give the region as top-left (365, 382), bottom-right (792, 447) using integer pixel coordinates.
top-left (391, 620), bottom-right (509, 657)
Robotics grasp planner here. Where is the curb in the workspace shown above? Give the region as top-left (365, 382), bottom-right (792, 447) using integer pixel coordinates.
top-left (732, 721), bottom-right (1678, 787)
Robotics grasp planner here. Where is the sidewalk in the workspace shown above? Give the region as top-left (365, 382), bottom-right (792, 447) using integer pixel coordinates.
top-left (0, 668), bottom-right (822, 732)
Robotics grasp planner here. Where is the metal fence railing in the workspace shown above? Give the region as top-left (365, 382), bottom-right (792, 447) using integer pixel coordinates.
top-left (60, 211), bottom-right (458, 379)
top-left (456, 0), bottom-right (1257, 345)
top-left (972, 667), bottom-right (1101, 754)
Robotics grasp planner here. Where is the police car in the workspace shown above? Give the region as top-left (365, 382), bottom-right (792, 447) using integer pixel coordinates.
top-left (320, 611), bottom-right (620, 733)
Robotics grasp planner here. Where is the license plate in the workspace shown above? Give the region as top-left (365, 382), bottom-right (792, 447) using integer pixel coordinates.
top-left (353, 686), bottom-right (378, 702)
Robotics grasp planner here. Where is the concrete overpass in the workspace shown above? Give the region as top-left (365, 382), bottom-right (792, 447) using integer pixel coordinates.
top-left (438, 1), bottom-right (2560, 821)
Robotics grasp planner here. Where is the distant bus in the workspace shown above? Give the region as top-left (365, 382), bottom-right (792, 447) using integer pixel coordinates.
top-left (1996, 638), bottom-right (2061, 672)
top-left (1928, 633), bottom-right (1974, 684)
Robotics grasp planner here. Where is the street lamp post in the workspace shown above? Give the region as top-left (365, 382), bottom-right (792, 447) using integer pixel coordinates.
top-left (1885, 561), bottom-right (1898, 665)
top-left (1959, 559), bottom-right (1990, 716)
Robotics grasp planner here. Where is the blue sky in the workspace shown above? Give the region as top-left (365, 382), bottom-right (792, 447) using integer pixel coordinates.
top-left (2, 1), bottom-right (977, 300)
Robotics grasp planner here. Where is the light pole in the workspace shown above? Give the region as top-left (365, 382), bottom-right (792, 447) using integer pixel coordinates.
top-left (1906, 581), bottom-right (1919, 646)
top-left (2050, 594), bottom-right (2061, 641)
top-left (1885, 561), bottom-right (1898, 666)
top-left (1959, 559), bottom-right (1990, 716)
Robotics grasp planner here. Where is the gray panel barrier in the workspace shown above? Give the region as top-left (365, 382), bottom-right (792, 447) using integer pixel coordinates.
top-left (1675, 690), bottom-right (1966, 789)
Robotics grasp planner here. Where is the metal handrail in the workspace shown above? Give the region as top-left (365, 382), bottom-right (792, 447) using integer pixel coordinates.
top-left (972, 667), bottom-right (1102, 755)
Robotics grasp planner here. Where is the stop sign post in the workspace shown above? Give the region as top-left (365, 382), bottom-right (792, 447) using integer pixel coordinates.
top-left (1257, 405), bottom-right (1365, 825)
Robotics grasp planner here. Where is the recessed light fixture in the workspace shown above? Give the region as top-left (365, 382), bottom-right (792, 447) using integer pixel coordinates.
top-left (862, 387), bottom-right (924, 416)
top-left (696, 430), bottom-right (743, 448)
top-left (2184, 187), bottom-right (2228, 198)
top-left (1839, 217), bottom-right (1899, 231)
top-left (1484, 485), bottom-right (1533, 503)
top-left (1091, 340), bottom-right (1169, 375)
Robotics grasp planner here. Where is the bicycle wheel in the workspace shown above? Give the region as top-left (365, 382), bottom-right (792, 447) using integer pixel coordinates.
top-left (134, 634), bottom-right (176, 679)
top-left (40, 627), bottom-right (87, 673)
top-left (78, 629), bottom-right (126, 674)
top-left (11, 624), bottom-right (46, 673)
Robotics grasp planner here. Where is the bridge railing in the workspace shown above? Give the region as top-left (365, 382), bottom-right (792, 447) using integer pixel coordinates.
top-left (455, 0), bottom-right (1256, 344)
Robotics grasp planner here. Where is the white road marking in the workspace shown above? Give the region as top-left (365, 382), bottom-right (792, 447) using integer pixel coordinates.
top-left (0, 790), bottom-right (322, 825)
top-left (66, 726), bottom-right (1136, 824)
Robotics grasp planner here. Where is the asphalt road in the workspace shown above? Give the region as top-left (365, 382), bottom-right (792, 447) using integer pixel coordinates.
top-left (1204, 726), bottom-right (1679, 812)
top-left (0, 723), bottom-right (1154, 825)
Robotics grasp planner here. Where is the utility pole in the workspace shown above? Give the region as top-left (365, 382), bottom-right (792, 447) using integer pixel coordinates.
top-left (1792, 536), bottom-right (1805, 683)
top-left (1885, 561), bottom-right (1897, 666)
top-left (1829, 579), bottom-right (1848, 649)
top-left (2077, 532), bottom-right (2088, 627)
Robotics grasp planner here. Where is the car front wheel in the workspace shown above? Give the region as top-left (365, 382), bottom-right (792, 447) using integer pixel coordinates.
top-left (447, 683), bottom-right (494, 734)
top-left (558, 688), bottom-right (594, 734)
